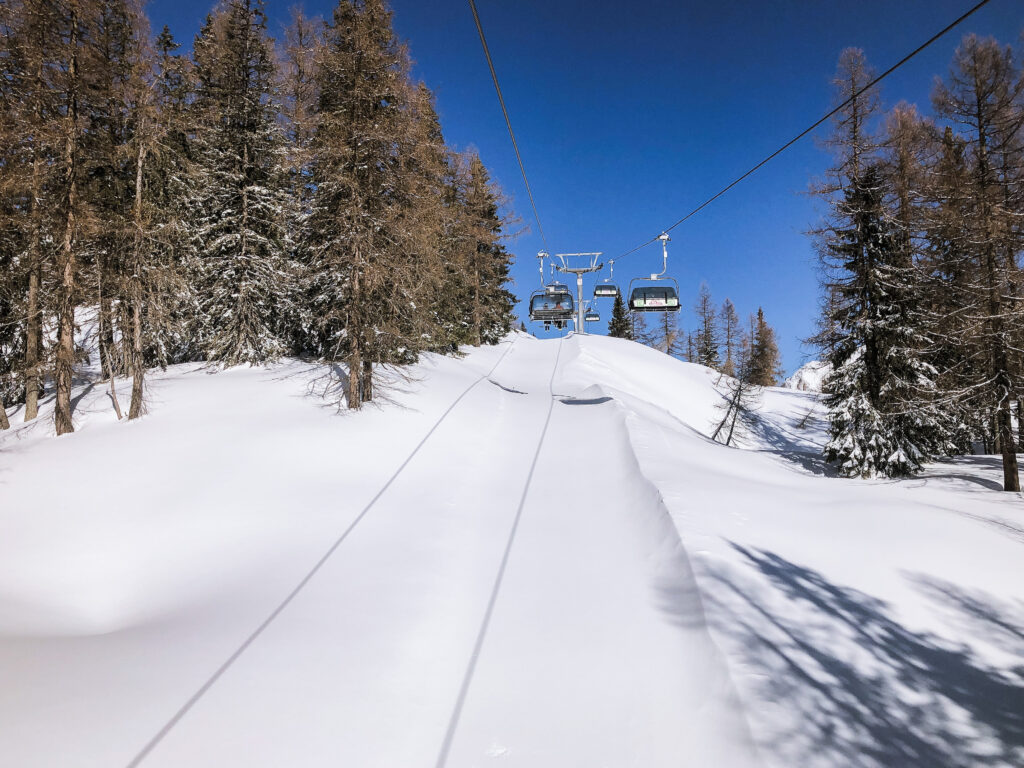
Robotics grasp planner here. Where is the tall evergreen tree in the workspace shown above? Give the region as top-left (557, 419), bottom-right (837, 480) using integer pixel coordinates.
top-left (458, 153), bottom-right (515, 346)
top-left (607, 292), bottom-right (632, 339)
top-left (185, 0), bottom-right (291, 365)
top-left (821, 167), bottom-right (943, 477)
top-left (748, 307), bottom-right (783, 387)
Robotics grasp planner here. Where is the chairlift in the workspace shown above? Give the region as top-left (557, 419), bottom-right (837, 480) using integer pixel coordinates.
top-left (585, 309), bottom-right (601, 322)
top-left (593, 259), bottom-right (619, 298)
top-left (529, 288), bottom-right (574, 326)
top-left (628, 232), bottom-right (681, 313)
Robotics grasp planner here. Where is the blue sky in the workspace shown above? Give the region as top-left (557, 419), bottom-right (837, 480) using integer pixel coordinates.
top-left (148, 0), bottom-right (1020, 374)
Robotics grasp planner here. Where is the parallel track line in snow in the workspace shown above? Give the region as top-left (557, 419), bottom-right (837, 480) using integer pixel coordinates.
top-left (126, 338), bottom-right (519, 768)
top-left (434, 336), bottom-right (564, 768)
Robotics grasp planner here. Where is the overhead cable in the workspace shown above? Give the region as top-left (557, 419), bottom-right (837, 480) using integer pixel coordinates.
top-left (469, 0), bottom-right (551, 254)
top-left (615, 0), bottom-right (995, 261)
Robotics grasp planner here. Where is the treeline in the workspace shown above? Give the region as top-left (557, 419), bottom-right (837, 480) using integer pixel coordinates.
top-left (0, 0), bottom-right (516, 434)
top-left (607, 282), bottom-right (783, 386)
top-left (813, 35), bottom-right (1024, 489)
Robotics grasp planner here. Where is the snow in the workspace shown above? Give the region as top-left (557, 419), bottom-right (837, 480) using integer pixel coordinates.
top-left (2, 332), bottom-right (1022, 767)
top-left (785, 359), bottom-right (831, 392)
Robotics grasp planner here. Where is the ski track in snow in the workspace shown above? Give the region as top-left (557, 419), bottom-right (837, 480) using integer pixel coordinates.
top-left (2, 332), bottom-right (1023, 767)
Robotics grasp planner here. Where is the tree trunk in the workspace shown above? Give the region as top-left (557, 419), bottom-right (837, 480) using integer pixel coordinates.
top-left (347, 270), bottom-right (362, 410)
top-left (361, 359), bottom-right (373, 402)
top-left (0, 395), bottom-right (10, 430)
top-left (128, 143), bottom-right (147, 420)
top-left (997, 395), bottom-right (1020, 491)
top-left (473, 264), bottom-right (481, 346)
top-left (54, 0), bottom-right (80, 437)
top-left (98, 289), bottom-right (116, 378)
top-left (1017, 400), bottom-right (1024, 453)
top-left (24, 249), bottom-right (42, 422)
top-left (23, 30), bottom-right (47, 423)
top-left (128, 285), bottom-right (144, 419)
top-left (97, 263), bottom-right (122, 420)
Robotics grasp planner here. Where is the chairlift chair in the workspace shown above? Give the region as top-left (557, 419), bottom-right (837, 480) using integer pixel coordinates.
top-left (593, 258), bottom-right (619, 298)
top-left (627, 278), bottom-right (681, 312)
top-left (627, 233), bottom-right (681, 312)
top-left (529, 289), bottom-right (575, 325)
top-left (584, 309), bottom-right (601, 322)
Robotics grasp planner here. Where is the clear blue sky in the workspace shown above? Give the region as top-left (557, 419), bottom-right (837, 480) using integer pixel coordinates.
top-left (148, 0), bottom-right (1020, 374)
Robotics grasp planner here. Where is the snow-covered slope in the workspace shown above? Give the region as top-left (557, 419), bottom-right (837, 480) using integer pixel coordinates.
top-left (784, 359), bottom-right (831, 391)
top-left (2, 334), bottom-right (1022, 768)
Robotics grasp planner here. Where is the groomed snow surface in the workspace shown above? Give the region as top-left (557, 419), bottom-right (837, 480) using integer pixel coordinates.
top-left (2, 331), bottom-right (1022, 768)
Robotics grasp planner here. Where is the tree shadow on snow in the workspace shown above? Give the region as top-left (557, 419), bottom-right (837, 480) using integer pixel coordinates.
top-left (743, 410), bottom-right (839, 478)
top-left (667, 544), bottom-right (1024, 767)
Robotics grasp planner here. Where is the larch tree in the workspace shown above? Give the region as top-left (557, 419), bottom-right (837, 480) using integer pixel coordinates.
top-left (305, 0), bottom-right (420, 408)
top-left (1, 0), bottom-right (64, 423)
top-left (52, 0), bottom-right (99, 435)
top-left (932, 35), bottom-right (1023, 491)
top-left (693, 282), bottom-right (720, 369)
top-left (719, 298), bottom-right (740, 377)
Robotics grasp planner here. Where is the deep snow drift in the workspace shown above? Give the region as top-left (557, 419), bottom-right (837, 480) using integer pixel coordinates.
top-left (1, 332), bottom-right (1022, 768)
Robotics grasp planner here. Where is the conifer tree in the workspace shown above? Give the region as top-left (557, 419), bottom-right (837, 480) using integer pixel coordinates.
top-left (653, 310), bottom-right (684, 356)
top-left (814, 48), bottom-right (944, 478)
top-left (931, 35), bottom-right (1023, 491)
top-left (607, 292), bottom-right (632, 339)
top-left (185, 0), bottom-right (291, 365)
top-left (920, 126), bottom-right (980, 452)
top-left (719, 298), bottom-right (740, 377)
top-left (1, 0), bottom-right (63, 423)
top-left (458, 153), bottom-right (515, 346)
top-left (821, 167), bottom-right (943, 477)
top-left (52, 0), bottom-right (97, 434)
top-left (305, 0), bottom-right (422, 408)
top-left (693, 283), bottom-right (720, 369)
top-left (748, 307), bottom-right (783, 387)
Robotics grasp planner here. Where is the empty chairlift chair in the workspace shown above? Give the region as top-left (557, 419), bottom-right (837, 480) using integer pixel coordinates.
top-left (627, 280), bottom-right (681, 312)
top-left (584, 309), bottom-right (601, 322)
top-left (628, 232), bottom-right (681, 312)
top-left (593, 259), bottom-right (619, 299)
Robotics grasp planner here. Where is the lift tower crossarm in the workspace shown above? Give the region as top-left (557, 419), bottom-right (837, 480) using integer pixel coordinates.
top-left (555, 253), bottom-right (603, 335)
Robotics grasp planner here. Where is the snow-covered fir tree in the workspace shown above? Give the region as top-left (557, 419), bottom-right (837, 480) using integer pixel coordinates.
top-left (822, 166), bottom-right (944, 477)
top-left (185, 0), bottom-right (292, 365)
